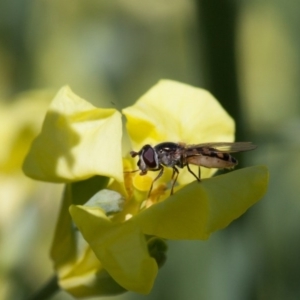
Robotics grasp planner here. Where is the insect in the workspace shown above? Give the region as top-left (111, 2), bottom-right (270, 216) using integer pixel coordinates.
top-left (129, 142), bottom-right (257, 196)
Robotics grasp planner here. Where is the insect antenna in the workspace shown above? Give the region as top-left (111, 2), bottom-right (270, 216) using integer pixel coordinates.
top-left (124, 150), bottom-right (140, 173)
top-left (130, 150), bottom-right (139, 157)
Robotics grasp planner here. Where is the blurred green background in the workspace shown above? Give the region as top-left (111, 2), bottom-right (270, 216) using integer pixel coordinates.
top-left (1, 1), bottom-right (300, 299)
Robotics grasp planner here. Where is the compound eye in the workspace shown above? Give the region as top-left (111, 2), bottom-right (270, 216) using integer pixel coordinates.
top-left (142, 145), bottom-right (157, 168)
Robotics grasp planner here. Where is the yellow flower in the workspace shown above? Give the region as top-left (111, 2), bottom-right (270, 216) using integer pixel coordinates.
top-left (23, 80), bottom-right (269, 297)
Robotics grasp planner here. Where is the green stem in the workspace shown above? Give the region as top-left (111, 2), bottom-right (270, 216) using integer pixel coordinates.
top-left (26, 275), bottom-right (60, 300)
top-left (195, 0), bottom-right (244, 140)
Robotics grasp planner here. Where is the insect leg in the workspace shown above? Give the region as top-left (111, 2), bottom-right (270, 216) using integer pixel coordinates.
top-left (187, 163), bottom-right (201, 182)
top-left (148, 165), bottom-right (164, 197)
top-left (170, 166), bottom-right (179, 195)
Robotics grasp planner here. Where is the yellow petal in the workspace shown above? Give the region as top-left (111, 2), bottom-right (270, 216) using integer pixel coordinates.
top-left (23, 86), bottom-right (123, 183)
top-left (51, 179), bottom-right (127, 297)
top-left (122, 79), bottom-right (235, 182)
top-left (133, 173), bottom-right (153, 192)
top-left (59, 254), bottom-right (127, 297)
top-left (134, 166), bottom-right (269, 240)
top-left (123, 79), bottom-right (234, 147)
top-left (69, 205), bottom-right (158, 294)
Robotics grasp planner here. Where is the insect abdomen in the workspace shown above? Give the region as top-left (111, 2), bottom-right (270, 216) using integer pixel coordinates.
top-left (187, 152), bottom-right (238, 169)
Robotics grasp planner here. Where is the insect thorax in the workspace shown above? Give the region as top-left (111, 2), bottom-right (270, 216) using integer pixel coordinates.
top-left (154, 142), bottom-right (184, 168)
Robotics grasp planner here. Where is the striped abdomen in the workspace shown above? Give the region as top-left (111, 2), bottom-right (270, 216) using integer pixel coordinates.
top-left (186, 148), bottom-right (238, 169)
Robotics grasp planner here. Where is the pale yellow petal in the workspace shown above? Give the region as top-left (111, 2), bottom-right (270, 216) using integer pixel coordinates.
top-left (123, 79), bottom-right (234, 146)
top-left (134, 166), bottom-right (269, 240)
top-left (70, 205), bottom-right (158, 294)
top-left (23, 86), bottom-right (123, 183)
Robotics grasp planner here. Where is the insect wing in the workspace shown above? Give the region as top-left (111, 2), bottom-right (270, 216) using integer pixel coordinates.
top-left (186, 142), bottom-right (257, 154)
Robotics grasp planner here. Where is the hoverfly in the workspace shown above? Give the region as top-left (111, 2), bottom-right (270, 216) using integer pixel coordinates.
top-left (129, 142), bottom-right (256, 196)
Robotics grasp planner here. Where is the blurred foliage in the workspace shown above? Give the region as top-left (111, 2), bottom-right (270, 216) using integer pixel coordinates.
top-left (0, 0), bottom-right (300, 300)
